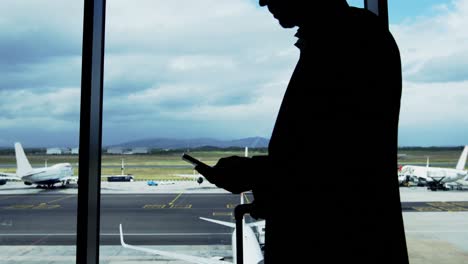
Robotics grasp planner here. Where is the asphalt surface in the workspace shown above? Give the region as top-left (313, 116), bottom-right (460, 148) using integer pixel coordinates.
top-left (0, 193), bottom-right (254, 245)
top-left (1, 192), bottom-right (468, 246)
top-left (401, 201), bottom-right (468, 212)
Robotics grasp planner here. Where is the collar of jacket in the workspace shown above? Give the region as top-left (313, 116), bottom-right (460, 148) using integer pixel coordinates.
top-left (294, 28), bottom-right (306, 50)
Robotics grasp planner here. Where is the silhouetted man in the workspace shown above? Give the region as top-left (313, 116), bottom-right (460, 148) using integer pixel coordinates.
top-left (196, 1), bottom-right (409, 263)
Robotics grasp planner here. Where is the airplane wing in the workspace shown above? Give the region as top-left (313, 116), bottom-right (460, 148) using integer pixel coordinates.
top-left (199, 217), bottom-right (235, 228)
top-left (0, 172), bottom-right (20, 181)
top-left (119, 224), bottom-right (231, 264)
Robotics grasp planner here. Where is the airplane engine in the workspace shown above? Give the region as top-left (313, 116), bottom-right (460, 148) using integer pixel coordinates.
top-left (0, 180), bottom-right (6, 185)
top-left (197, 177), bottom-right (204, 184)
top-left (24, 181), bottom-right (32, 185)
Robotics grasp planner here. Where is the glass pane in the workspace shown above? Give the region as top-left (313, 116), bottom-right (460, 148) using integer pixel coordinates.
top-left (0, 1), bottom-right (83, 263)
top-left (101, 0), bottom-right (294, 262)
top-left (390, 1), bottom-right (468, 263)
top-left (347, 0), bottom-right (365, 8)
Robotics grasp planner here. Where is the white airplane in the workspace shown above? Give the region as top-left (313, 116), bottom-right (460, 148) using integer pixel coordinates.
top-left (445, 175), bottom-right (468, 190)
top-left (398, 145), bottom-right (468, 190)
top-left (176, 147), bottom-right (250, 184)
top-left (0, 142), bottom-right (76, 188)
top-left (119, 194), bottom-right (265, 264)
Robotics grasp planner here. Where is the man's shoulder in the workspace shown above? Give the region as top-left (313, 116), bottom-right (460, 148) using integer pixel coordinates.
top-left (348, 6), bottom-right (379, 20)
top-left (344, 6), bottom-right (391, 42)
top-left (347, 6), bottom-right (384, 30)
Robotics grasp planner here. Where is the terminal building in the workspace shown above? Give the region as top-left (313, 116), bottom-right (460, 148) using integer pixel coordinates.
top-left (107, 147), bottom-right (124, 154)
top-left (46, 147), bottom-right (71, 155)
top-left (131, 147), bottom-right (149, 154)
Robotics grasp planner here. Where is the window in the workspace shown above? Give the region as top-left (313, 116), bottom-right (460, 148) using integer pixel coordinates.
top-left (390, 1), bottom-right (468, 263)
top-left (10, 1), bottom-right (455, 264)
top-left (0, 1), bottom-right (83, 263)
top-left (100, 1), bottom-right (291, 262)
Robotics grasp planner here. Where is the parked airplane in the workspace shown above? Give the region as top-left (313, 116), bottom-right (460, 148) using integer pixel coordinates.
top-left (398, 145), bottom-right (468, 190)
top-left (0, 142), bottom-right (77, 188)
top-left (444, 172), bottom-right (468, 190)
top-left (176, 147), bottom-right (250, 184)
top-left (119, 194), bottom-right (264, 264)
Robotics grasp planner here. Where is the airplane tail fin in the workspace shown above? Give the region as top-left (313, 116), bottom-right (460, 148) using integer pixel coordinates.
top-left (15, 142), bottom-right (33, 176)
top-left (456, 145), bottom-right (468, 170)
top-left (119, 223), bottom-right (228, 264)
top-left (119, 224), bottom-right (128, 247)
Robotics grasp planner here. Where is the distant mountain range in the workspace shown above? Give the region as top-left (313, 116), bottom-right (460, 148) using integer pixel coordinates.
top-left (110, 137), bottom-right (269, 149)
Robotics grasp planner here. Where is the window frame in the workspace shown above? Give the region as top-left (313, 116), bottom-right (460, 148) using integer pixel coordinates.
top-left (76, 0), bottom-right (106, 263)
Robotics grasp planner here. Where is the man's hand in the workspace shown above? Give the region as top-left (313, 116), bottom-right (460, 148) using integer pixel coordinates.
top-left (195, 156), bottom-right (254, 194)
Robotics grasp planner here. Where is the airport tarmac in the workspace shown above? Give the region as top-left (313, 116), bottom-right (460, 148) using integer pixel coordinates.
top-left (0, 184), bottom-right (467, 263)
top-left (0, 181), bottom-right (229, 195)
top-left (0, 193), bottom-right (247, 245)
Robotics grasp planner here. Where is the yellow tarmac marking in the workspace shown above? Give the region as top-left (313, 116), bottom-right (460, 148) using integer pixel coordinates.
top-left (170, 204), bottom-right (192, 209)
top-left (444, 207), bottom-right (468, 212)
top-left (143, 204), bottom-right (192, 209)
top-left (213, 212), bottom-right (232, 216)
top-left (226, 204), bottom-right (236, 209)
top-left (448, 202), bottom-right (468, 207)
top-left (5, 203), bottom-right (60, 210)
top-left (5, 205), bottom-right (35, 209)
top-left (413, 206), bottom-right (443, 212)
top-left (32, 203), bottom-right (60, 209)
top-left (427, 202), bottom-right (451, 207)
top-left (143, 204), bottom-right (166, 209)
top-left (47, 195), bottom-right (74, 204)
top-left (427, 202), bottom-right (468, 212)
top-left (168, 193), bottom-right (183, 205)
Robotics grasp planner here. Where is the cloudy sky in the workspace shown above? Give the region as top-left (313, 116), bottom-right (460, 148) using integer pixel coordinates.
top-left (0, 0), bottom-right (467, 147)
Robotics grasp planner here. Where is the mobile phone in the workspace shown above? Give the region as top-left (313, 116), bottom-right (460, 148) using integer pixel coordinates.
top-left (182, 153), bottom-right (211, 168)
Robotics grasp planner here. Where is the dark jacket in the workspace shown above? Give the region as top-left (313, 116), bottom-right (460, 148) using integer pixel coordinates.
top-left (252, 6), bottom-right (409, 263)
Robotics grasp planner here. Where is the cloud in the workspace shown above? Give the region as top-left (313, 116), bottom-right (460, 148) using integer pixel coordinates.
top-left (399, 80), bottom-right (468, 126)
top-left (391, 0), bottom-right (468, 83)
top-left (0, 88), bottom-right (80, 119)
top-left (0, 1), bottom-right (83, 66)
top-left (0, 0), bottom-right (299, 146)
top-left (99, 0), bottom-right (298, 143)
top-left (5, 0), bottom-right (467, 146)
top-left (391, 0), bottom-right (468, 145)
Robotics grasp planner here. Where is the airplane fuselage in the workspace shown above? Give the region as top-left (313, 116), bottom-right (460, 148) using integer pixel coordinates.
top-left (400, 165), bottom-right (467, 183)
top-left (21, 163), bottom-right (73, 185)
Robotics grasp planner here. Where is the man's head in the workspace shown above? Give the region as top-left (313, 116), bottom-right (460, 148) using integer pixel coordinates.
top-left (259, 0), bottom-right (348, 28)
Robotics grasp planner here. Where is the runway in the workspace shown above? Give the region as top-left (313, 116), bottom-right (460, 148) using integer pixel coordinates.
top-left (1, 187), bottom-right (468, 264)
top-left (0, 193), bottom-right (253, 245)
top-left (1, 191), bottom-right (468, 246)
